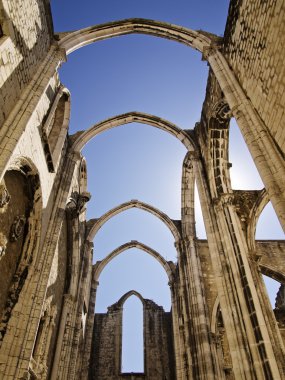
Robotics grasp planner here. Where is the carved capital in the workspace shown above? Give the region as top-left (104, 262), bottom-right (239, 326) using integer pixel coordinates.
top-left (0, 233), bottom-right (7, 260)
top-left (188, 150), bottom-right (201, 161)
top-left (211, 99), bottom-right (232, 124)
top-left (10, 215), bottom-right (26, 242)
top-left (202, 46), bottom-right (216, 61)
top-left (66, 191), bottom-right (91, 218)
top-left (0, 182), bottom-right (10, 208)
top-left (248, 250), bottom-right (262, 263)
top-left (55, 47), bottom-right (67, 63)
top-left (213, 193), bottom-right (234, 210)
top-left (233, 190), bottom-right (260, 225)
top-left (183, 156), bottom-right (193, 170)
top-left (175, 237), bottom-right (192, 253)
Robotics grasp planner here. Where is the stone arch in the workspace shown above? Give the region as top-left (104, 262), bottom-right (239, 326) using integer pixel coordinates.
top-left (247, 188), bottom-right (269, 252)
top-left (211, 296), bottom-right (220, 333)
top-left (94, 241), bottom-right (175, 283)
top-left (0, 156), bottom-right (42, 342)
top-left (87, 200), bottom-right (181, 243)
top-left (259, 266), bottom-right (285, 286)
top-left (58, 18), bottom-right (214, 55)
top-left (71, 111), bottom-right (196, 153)
top-left (117, 290), bottom-right (145, 308)
top-left (41, 86), bottom-right (71, 172)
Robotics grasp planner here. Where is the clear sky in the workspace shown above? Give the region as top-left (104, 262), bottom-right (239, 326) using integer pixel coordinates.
top-left (51, 0), bottom-right (284, 372)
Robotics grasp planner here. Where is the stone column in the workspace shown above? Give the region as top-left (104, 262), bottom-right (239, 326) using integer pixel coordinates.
top-left (50, 294), bottom-right (76, 380)
top-left (169, 280), bottom-right (183, 380)
top-left (80, 274), bottom-right (99, 380)
top-left (193, 157), bottom-right (283, 380)
top-left (175, 240), bottom-right (194, 379)
top-left (177, 237), bottom-right (219, 380)
top-left (206, 49), bottom-right (285, 232)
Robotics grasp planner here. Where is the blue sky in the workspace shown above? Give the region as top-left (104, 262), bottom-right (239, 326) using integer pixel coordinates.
top-left (51, 0), bottom-right (283, 372)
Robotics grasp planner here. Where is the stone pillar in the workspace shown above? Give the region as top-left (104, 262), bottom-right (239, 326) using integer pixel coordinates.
top-left (169, 280), bottom-right (183, 380)
top-left (81, 275), bottom-right (99, 380)
top-left (51, 294), bottom-right (76, 380)
top-left (175, 241), bottom-right (194, 379)
top-left (177, 237), bottom-right (219, 380)
top-left (193, 156), bottom-right (283, 379)
top-left (206, 49), bottom-right (285, 232)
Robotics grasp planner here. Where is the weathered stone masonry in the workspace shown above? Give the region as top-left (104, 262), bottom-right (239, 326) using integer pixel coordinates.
top-left (0, 1), bottom-right (284, 379)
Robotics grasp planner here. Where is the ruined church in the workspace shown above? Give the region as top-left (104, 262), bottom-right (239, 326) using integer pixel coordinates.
top-left (0, 0), bottom-right (285, 379)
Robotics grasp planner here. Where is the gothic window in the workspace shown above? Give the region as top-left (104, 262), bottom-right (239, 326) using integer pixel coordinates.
top-left (40, 88), bottom-right (70, 172)
top-left (121, 295), bottom-right (144, 373)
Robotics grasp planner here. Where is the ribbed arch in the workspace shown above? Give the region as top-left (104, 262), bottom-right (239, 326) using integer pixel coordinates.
top-left (93, 241), bottom-right (175, 283)
top-left (58, 18), bottom-right (214, 55)
top-left (87, 200), bottom-right (181, 243)
top-left (117, 290), bottom-right (145, 307)
top-left (247, 188), bottom-right (269, 251)
top-left (71, 111), bottom-right (196, 152)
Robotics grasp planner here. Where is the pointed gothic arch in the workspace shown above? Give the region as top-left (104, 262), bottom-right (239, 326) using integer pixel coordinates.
top-left (117, 290), bottom-right (145, 307)
top-left (58, 18), bottom-right (214, 55)
top-left (87, 200), bottom-right (181, 243)
top-left (93, 241), bottom-right (175, 283)
top-left (71, 111), bottom-right (196, 153)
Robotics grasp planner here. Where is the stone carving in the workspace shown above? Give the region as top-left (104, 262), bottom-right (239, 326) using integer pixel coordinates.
top-left (0, 267), bottom-right (28, 342)
top-left (0, 183), bottom-right (10, 208)
top-left (213, 193), bottom-right (235, 210)
top-left (233, 190), bottom-right (260, 223)
top-left (66, 191), bottom-right (91, 218)
top-left (211, 99), bottom-right (232, 124)
top-left (0, 233), bottom-right (7, 260)
top-left (10, 216), bottom-right (26, 242)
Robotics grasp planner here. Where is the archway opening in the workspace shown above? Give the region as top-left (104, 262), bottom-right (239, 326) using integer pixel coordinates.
top-left (122, 295), bottom-right (144, 373)
top-left (262, 275), bottom-right (280, 308)
top-left (255, 200), bottom-right (285, 340)
top-left (229, 118), bottom-right (264, 190)
top-left (256, 202), bottom-right (283, 240)
top-left (194, 181), bottom-right (207, 239)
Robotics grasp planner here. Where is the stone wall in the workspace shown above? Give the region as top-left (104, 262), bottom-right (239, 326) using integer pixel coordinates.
top-left (224, 0), bottom-right (285, 154)
top-left (45, 217), bottom-right (68, 375)
top-left (90, 295), bottom-right (175, 380)
top-left (0, 0), bottom-right (53, 127)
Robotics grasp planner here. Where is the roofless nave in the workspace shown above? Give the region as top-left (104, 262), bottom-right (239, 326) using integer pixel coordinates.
top-left (0, 1), bottom-right (284, 379)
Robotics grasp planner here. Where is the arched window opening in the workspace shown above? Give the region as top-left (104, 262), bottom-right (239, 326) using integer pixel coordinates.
top-left (255, 200), bottom-right (285, 341)
top-left (40, 90), bottom-right (70, 172)
top-left (121, 295), bottom-right (144, 373)
top-left (229, 118), bottom-right (264, 190)
top-left (194, 181), bottom-right (207, 239)
top-left (262, 275), bottom-right (285, 341)
top-left (262, 275), bottom-right (281, 309)
top-left (256, 202), bottom-right (283, 240)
